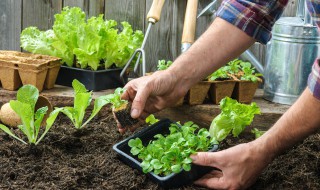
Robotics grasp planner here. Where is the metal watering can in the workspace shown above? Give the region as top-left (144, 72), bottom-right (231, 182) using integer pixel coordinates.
top-left (199, 0), bottom-right (320, 105)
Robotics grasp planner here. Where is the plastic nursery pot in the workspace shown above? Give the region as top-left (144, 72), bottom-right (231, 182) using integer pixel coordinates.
top-left (113, 119), bottom-right (219, 189)
top-left (231, 80), bottom-right (260, 103)
top-left (55, 66), bottom-right (125, 91)
top-left (208, 80), bottom-right (236, 104)
top-left (188, 81), bottom-right (211, 105)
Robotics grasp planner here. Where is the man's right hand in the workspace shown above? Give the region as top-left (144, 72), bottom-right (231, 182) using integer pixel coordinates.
top-left (116, 70), bottom-right (188, 133)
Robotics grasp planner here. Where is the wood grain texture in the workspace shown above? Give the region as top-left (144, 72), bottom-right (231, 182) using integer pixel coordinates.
top-left (0, 0), bottom-right (22, 51)
top-left (63, 0), bottom-right (89, 16)
top-left (104, 0), bottom-right (145, 31)
top-left (22, 0), bottom-right (62, 30)
top-left (88, 0), bottom-right (104, 17)
top-left (145, 0), bottom-right (187, 72)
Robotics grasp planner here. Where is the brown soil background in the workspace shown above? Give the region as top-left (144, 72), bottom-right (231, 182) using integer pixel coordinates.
top-left (0, 112), bottom-right (319, 190)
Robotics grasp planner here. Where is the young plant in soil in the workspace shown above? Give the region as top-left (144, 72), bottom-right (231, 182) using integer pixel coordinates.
top-left (238, 61), bottom-right (263, 82)
top-left (251, 128), bottom-right (266, 139)
top-left (128, 121), bottom-right (217, 176)
top-left (0, 85), bottom-right (61, 145)
top-left (209, 97), bottom-right (261, 142)
top-left (102, 87), bottom-right (140, 128)
top-left (157, 60), bottom-right (173, 71)
top-left (128, 97), bottom-right (261, 176)
top-left (145, 114), bottom-right (159, 126)
top-left (60, 79), bottom-right (109, 129)
top-left (207, 58), bottom-right (263, 82)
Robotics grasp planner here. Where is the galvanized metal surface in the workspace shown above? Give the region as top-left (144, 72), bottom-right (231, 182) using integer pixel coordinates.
top-left (264, 17), bottom-right (320, 105)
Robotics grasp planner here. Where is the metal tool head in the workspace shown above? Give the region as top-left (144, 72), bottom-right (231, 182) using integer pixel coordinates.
top-left (197, 0), bottom-right (218, 18)
top-left (120, 48), bottom-right (146, 84)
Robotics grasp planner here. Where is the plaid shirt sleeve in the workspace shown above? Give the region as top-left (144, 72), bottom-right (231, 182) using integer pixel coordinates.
top-left (307, 2), bottom-right (320, 99)
top-left (308, 59), bottom-right (320, 99)
top-left (216, 0), bottom-right (288, 44)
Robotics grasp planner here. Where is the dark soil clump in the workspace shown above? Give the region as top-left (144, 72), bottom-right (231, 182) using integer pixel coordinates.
top-left (0, 114), bottom-right (319, 189)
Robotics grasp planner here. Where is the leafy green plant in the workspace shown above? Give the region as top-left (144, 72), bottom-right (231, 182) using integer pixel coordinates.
top-left (209, 97), bottom-right (261, 142)
top-left (207, 66), bottom-right (231, 81)
top-left (251, 128), bottom-right (266, 139)
top-left (157, 60), bottom-right (173, 71)
top-left (206, 58), bottom-right (262, 82)
top-left (145, 114), bottom-right (159, 126)
top-left (0, 85), bottom-right (61, 145)
top-left (20, 7), bottom-right (143, 70)
top-left (60, 79), bottom-right (110, 129)
top-left (100, 87), bottom-right (127, 109)
top-left (239, 62), bottom-right (263, 82)
top-left (128, 121), bottom-right (217, 176)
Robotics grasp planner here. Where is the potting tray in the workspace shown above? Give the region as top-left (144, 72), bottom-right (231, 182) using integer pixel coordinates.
top-left (55, 66), bottom-right (124, 91)
top-left (113, 119), bottom-right (219, 189)
top-left (0, 51), bottom-right (61, 91)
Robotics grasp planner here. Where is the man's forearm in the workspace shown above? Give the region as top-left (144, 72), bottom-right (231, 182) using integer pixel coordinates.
top-left (255, 88), bottom-right (320, 161)
top-left (167, 17), bottom-right (255, 91)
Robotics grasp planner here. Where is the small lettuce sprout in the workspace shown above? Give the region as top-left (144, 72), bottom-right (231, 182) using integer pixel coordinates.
top-left (128, 121), bottom-right (216, 176)
top-left (60, 79), bottom-right (109, 129)
top-left (101, 87), bottom-right (140, 128)
top-left (0, 85), bottom-right (61, 145)
top-left (101, 87), bottom-right (127, 109)
top-left (157, 60), bottom-right (173, 71)
top-left (145, 114), bottom-right (159, 126)
top-left (251, 128), bottom-right (266, 139)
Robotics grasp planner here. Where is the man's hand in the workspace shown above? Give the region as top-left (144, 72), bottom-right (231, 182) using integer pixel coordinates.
top-left (191, 142), bottom-right (273, 190)
top-left (116, 70), bottom-right (188, 133)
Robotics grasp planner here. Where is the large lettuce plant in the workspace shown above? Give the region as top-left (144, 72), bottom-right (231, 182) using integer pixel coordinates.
top-left (20, 7), bottom-right (143, 70)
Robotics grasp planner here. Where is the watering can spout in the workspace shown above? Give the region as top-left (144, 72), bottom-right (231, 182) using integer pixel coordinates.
top-left (240, 50), bottom-right (264, 74)
top-left (197, 0), bottom-right (218, 19)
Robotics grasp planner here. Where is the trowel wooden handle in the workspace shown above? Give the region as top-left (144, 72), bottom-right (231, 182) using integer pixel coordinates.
top-left (182, 0), bottom-right (198, 43)
top-left (147, 0), bottom-right (166, 23)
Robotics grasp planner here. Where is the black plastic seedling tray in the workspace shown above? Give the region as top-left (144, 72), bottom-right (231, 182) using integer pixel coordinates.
top-left (113, 119), bottom-right (219, 189)
top-left (56, 66), bottom-right (125, 91)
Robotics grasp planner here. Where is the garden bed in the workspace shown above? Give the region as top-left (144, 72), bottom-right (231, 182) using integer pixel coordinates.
top-left (0, 110), bottom-right (319, 189)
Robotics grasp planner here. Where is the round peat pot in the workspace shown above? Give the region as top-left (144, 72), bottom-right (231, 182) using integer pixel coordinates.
top-left (264, 17), bottom-right (320, 105)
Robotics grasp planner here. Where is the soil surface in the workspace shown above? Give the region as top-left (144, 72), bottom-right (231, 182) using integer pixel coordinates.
top-left (0, 112), bottom-right (319, 190)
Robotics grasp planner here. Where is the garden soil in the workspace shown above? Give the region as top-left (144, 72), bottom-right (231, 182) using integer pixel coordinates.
top-left (0, 112), bottom-right (319, 190)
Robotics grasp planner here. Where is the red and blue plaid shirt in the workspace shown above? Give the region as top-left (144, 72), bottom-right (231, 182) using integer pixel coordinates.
top-left (217, 0), bottom-right (320, 100)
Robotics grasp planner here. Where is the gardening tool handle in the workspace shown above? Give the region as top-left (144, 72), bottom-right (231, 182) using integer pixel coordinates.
top-left (147, 0), bottom-right (166, 23)
top-left (182, 0), bottom-right (198, 44)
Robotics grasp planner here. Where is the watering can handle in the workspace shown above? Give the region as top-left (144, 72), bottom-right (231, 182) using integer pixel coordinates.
top-left (147, 0), bottom-right (166, 23)
top-left (182, 0), bottom-right (198, 44)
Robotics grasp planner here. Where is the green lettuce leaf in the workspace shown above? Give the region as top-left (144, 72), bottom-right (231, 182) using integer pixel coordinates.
top-left (209, 97), bottom-right (261, 142)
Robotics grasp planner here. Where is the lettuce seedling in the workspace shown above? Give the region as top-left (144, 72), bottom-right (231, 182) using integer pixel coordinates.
top-left (128, 121), bottom-right (216, 176)
top-left (101, 88), bottom-right (140, 128)
top-left (239, 62), bottom-right (263, 82)
top-left (251, 128), bottom-right (266, 139)
top-left (209, 97), bottom-right (261, 142)
top-left (157, 60), bottom-right (173, 71)
top-left (145, 114), bottom-right (159, 126)
top-left (60, 79), bottom-right (109, 129)
top-left (0, 85), bottom-right (61, 145)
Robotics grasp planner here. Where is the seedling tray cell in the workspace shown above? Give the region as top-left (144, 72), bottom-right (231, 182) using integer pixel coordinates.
top-left (113, 119), bottom-right (219, 189)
